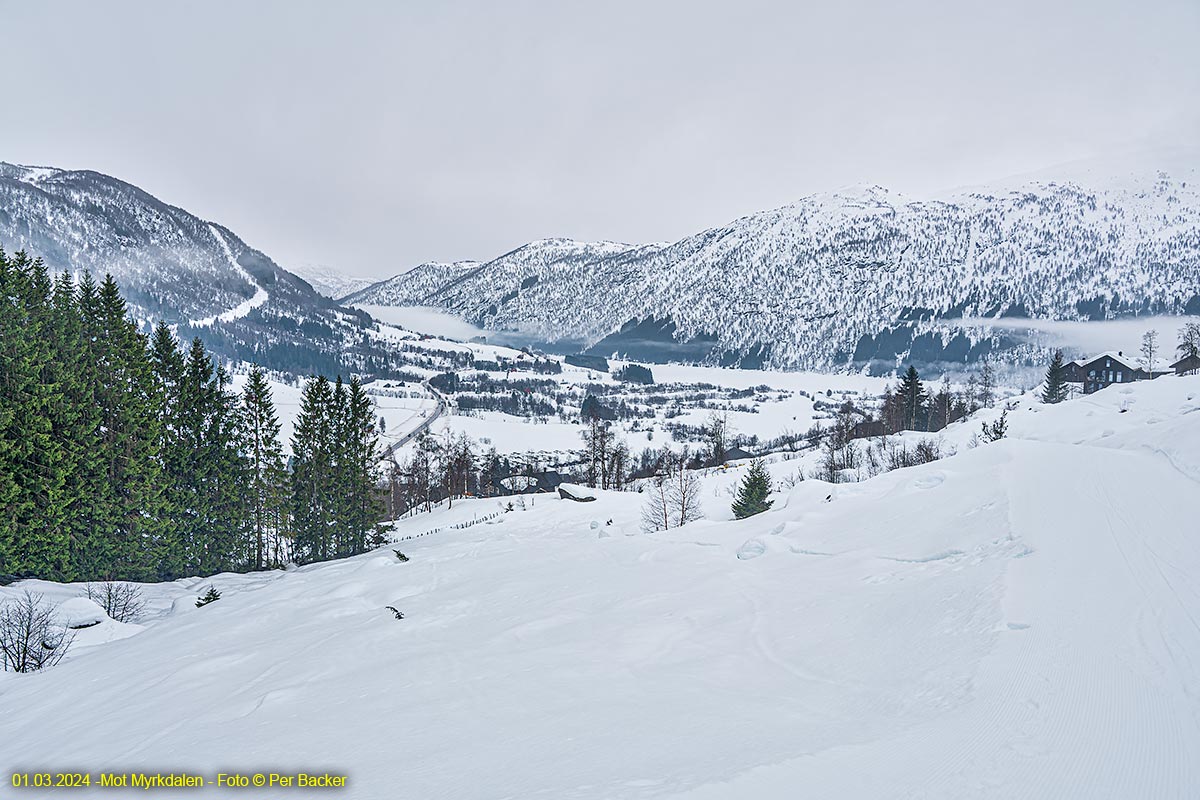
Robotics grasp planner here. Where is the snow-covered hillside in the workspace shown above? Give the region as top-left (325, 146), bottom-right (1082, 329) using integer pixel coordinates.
top-left (353, 168), bottom-right (1200, 371)
top-left (0, 162), bottom-right (317, 324)
top-left (4, 375), bottom-right (1199, 799)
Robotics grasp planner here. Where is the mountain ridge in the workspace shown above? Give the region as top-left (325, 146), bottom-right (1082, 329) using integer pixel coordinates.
top-left (348, 170), bottom-right (1200, 369)
top-left (0, 161), bottom-right (399, 376)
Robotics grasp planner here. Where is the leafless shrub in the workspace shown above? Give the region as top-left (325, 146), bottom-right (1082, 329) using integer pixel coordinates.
top-left (85, 582), bottom-right (145, 623)
top-left (0, 591), bottom-right (75, 673)
top-left (913, 438), bottom-right (945, 464)
top-left (641, 453), bottom-right (704, 533)
top-left (777, 471), bottom-right (804, 490)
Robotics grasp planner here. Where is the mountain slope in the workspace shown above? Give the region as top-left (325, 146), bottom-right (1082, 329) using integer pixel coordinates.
top-left (0, 162), bottom-right (391, 375)
top-left (356, 171), bottom-right (1200, 370)
top-left (3, 375), bottom-right (1199, 798)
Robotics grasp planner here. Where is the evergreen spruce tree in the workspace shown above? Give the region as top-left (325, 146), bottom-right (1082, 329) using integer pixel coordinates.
top-left (241, 365), bottom-right (288, 569)
top-left (208, 360), bottom-right (250, 572)
top-left (148, 322), bottom-right (188, 577)
top-left (0, 250), bottom-right (61, 578)
top-left (82, 275), bottom-right (164, 580)
top-left (64, 272), bottom-right (110, 579)
top-left (342, 378), bottom-right (381, 554)
top-left (292, 376), bottom-right (335, 563)
top-left (24, 258), bottom-right (74, 580)
top-left (176, 338), bottom-right (246, 575)
top-left (895, 366), bottom-right (927, 431)
top-left (329, 377), bottom-right (352, 556)
top-left (195, 586), bottom-right (221, 607)
top-left (731, 459), bottom-right (774, 519)
top-left (978, 361), bottom-right (996, 408)
top-left (46, 271), bottom-right (90, 580)
top-left (1041, 350), bottom-right (1069, 404)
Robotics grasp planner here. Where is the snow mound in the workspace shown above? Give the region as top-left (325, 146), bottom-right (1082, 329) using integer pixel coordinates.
top-left (558, 483), bottom-right (597, 501)
top-left (54, 597), bottom-right (107, 629)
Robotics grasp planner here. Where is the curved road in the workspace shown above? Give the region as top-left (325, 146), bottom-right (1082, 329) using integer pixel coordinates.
top-left (381, 381), bottom-right (446, 462)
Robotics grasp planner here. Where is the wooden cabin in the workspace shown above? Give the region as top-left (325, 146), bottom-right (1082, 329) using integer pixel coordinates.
top-left (1170, 353), bottom-right (1200, 376)
top-left (1078, 351), bottom-right (1140, 394)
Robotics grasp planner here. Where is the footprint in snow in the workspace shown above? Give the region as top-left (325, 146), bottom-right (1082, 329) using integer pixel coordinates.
top-left (912, 473), bottom-right (945, 490)
top-left (736, 539), bottom-right (767, 560)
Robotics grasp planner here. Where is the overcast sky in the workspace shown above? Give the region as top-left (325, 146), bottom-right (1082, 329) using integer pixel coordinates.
top-left (4, 0), bottom-right (1198, 279)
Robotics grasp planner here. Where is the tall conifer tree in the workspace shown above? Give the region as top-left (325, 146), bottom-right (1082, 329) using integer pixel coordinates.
top-left (1041, 350), bottom-right (1069, 405)
top-left (241, 365), bottom-right (288, 569)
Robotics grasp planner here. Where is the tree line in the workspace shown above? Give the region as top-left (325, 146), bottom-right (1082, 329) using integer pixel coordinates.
top-left (0, 248), bottom-right (381, 583)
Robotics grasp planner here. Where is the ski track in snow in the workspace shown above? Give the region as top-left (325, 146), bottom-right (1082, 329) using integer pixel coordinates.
top-left (190, 225), bottom-right (270, 328)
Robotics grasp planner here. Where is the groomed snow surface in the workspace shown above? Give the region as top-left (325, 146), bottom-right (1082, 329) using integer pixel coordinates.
top-left (3, 377), bottom-right (1200, 799)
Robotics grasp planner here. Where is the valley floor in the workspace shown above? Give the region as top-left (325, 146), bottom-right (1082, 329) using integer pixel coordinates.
top-left (3, 378), bottom-right (1199, 799)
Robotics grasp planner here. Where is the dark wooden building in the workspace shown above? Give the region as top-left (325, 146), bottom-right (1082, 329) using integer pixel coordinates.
top-left (1061, 359), bottom-right (1086, 384)
top-left (1079, 351), bottom-right (1140, 394)
top-left (1171, 354), bottom-right (1200, 376)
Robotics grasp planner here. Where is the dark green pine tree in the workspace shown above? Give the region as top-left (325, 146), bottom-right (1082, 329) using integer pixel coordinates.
top-left (1041, 349), bottom-right (1069, 405)
top-left (46, 271), bottom-right (92, 580)
top-left (292, 375), bottom-right (335, 564)
top-left (208, 360), bottom-right (250, 572)
top-left (0, 250), bottom-right (71, 578)
top-left (148, 322), bottom-right (188, 577)
top-left (241, 365), bottom-right (288, 570)
top-left (329, 376), bottom-right (351, 557)
top-left (895, 365), bottom-right (928, 431)
top-left (88, 275), bottom-right (166, 580)
top-left (731, 458), bottom-right (774, 519)
top-left (65, 272), bottom-right (113, 579)
top-left (177, 338), bottom-right (247, 575)
top-left (22, 258), bottom-right (74, 579)
top-left (342, 377), bottom-right (382, 554)
top-left (0, 249), bottom-right (19, 576)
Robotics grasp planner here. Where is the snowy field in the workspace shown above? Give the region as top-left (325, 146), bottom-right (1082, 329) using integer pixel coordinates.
top-left (3, 375), bottom-right (1199, 798)
top-left (232, 320), bottom-right (895, 461)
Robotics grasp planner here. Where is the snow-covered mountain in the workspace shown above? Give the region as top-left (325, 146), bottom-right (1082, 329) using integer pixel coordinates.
top-left (0, 162), bottom-right (319, 323)
top-left (354, 170), bottom-right (1200, 370)
top-left (341, 259), bottom-right (483, 305)
top-left (290, 263), bottom-right (375, 302)
top-left (0, 162), bottom-right (393, 375)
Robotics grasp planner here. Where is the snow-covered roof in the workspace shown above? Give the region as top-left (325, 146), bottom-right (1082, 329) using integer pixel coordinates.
top-left (1081, 351), bottom-right (1138, 367)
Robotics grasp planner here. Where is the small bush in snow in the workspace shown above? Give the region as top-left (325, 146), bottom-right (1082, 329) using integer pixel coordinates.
top-left (85, 581), bottom-right (145, 623)
top-left (195, 586), bottom-right (222, 608)
top-left (0, 591), bottom-right (75, 673)
top-left (981, 410), bottom-right (1009, 443)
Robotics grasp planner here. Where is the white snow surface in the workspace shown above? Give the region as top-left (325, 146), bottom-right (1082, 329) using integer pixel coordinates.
top-left (3, 376), bottom-right (1200, 798)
